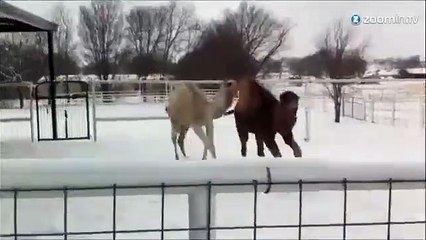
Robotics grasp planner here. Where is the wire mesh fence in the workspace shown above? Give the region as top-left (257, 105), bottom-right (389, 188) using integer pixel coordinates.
top-left (1, 178), bottom-right (424, 240)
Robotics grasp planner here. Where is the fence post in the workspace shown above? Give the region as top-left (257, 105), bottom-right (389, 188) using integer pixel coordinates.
top-left (392, 100), bottom-right (396, 126)
top-left (188, 189), bottom-right (216, 240)
top-left (29, 96), bottom-right (34, 142)
top-left (322, 95), bottom-right (327, 112)
top-left (420, 97), bottom-right (425, 129)
top-left (91, 80), bottom-right (97, 142)
top-left (363, 99), bottom-right (367, 121)
top-left (165, 80), bottom-right (169, 101)
top-left (370, 99), bottom-right (375, 123)
top-left (304, 107), bottom-right (310, 142)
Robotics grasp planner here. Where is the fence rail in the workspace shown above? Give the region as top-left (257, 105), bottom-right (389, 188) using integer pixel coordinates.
top-left (87, 78), bottom-right (425, 84)
top-left (1, 159), bottom-right (425, 239)
top-left (1, 78), bottom-right (424, 142)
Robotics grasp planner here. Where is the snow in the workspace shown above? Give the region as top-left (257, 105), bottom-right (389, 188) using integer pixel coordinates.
top-left (0, 102), bottom-right (425, 239)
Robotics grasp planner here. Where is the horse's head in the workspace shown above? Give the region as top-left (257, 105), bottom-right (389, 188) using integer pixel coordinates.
top-left (211, 80), bottom-right (238, 118)
top-left (279, 91), bottom-right (299, 109)
top-left (219, 79), bottom-right (237, 100)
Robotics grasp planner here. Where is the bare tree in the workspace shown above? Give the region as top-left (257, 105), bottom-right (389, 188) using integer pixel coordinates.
top-left (126, 2), bottom-right (199, 63)
top-left (320, 19), bottom-right (368, 123)
top-left (162, 2), bottom-right (199, 62)
top-left (51, 3), bottom-right (80, 78)
top-left (224, 1), bottom-right (292, 68)
top-left (52, 3), bottom-right (75, 57)
top-left (79, 0), bottom-right (124, 80)
top-left (178, 20), bottom-right (202, 56)
top-left (126, 6), bottom-right (167, 57)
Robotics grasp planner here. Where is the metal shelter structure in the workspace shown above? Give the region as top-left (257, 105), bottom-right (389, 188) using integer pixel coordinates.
top-left (0, 0), bottom-right (59, 139)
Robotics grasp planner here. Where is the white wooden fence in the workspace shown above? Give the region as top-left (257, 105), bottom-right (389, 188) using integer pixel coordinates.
top-left (1, 78), bottom-right (424, 142)
top-left (341, 95), bottom-right (425, 128)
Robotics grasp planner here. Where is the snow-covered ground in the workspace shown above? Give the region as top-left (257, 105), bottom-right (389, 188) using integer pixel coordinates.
top-left (0, 102), bottom-right (425, 239)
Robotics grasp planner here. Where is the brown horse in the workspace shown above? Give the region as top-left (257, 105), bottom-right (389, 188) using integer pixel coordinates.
top-left (225, 77), bottom-right (302, 158)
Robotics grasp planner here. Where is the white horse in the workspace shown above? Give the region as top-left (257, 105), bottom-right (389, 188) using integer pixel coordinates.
top-left (165, 80), bottom-right (236, 160)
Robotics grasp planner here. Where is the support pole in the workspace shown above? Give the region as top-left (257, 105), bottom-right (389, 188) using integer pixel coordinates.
top-left (47, 31), bottom-right (58, 139)
top-left (29, 95), bottom-right (34, 142)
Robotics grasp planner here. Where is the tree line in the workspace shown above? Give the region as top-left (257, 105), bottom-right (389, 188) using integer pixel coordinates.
top-left (0, 1), bottom-right (292, 82)
top-left (4, 0), bottom-right (417, 122)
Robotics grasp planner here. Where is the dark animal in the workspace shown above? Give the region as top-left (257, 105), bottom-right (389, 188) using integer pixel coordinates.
top-left (225, 77), bottom-right (302, 158)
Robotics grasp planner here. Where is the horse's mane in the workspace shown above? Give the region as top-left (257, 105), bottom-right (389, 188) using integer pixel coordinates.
top-left (250, 79), bottom-right (278, 105)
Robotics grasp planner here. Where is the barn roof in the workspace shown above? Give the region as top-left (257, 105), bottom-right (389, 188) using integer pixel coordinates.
top-left (0, 0), bottom-right (58, 32)
top-left (406, 67), bottom-right (426, 75)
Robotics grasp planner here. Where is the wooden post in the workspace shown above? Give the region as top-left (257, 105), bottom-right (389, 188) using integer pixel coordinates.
top-left (392, 100), bottom-right (396, 126)
top-left (91, 80), bottom-right (97, 142)
top-left (420, 97), bottom-right (425, 129)
top-left (188, 190), bottom-right (216, 240)
top-left (304, 107), bottom-right (311, 142)
top-left (363, 99), bottom-right (367, 121)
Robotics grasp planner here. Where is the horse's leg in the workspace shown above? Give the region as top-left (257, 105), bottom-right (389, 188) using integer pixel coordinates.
top-left (263, 132), bottom-right (282, 158)
top-left (280, 131), bottom-right (302, 158)
top-left (191, 125), bottom-right (214, 160)
top-left (255, 134), bottom-right (265, 157)
top-left (235, 117), bottom-right (248, 157)
top-left (178, 125), bottom-right (189, 157)
top-left (205, 121), bottom-right (216, 159)
top-left (171, 124), bottom-right (179, 160)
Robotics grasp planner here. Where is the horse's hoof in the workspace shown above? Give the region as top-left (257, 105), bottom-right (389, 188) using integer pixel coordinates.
top-left (258, 152), bottom-right (265, 157)
top-left (294, 150), bottom-right (302, 158)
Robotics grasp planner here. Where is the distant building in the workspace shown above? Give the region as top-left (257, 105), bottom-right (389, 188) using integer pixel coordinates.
top-left (363, 68), bottom-right (400, 79)
top-left (398, 68), bottom-right (426, 78)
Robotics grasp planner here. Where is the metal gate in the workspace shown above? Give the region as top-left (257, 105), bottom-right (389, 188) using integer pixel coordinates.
top-left (35, 81), bottom-right (90, 141)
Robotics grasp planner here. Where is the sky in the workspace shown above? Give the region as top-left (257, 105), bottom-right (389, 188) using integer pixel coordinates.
top-left (4, 0), bottom-right (426, 61)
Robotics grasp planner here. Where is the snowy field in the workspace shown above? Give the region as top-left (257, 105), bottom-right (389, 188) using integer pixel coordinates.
top-left (0, 101), bottom-right (425, 239)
